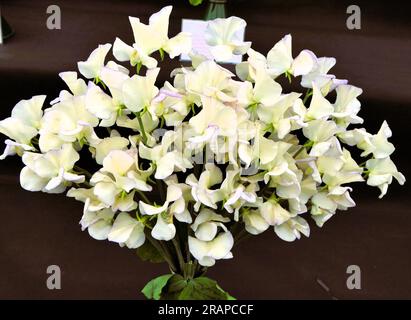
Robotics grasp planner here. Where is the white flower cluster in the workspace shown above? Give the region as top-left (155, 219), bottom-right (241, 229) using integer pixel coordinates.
top-left (0, 6), bottom-right (404, 268)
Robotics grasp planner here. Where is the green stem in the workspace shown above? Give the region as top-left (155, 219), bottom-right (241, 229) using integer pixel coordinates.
top-left (145, 230), bottom-right (177, 273)
top-left (292, 146), bottom-right (305, 159)
top-left (135, 111), bottom-right (148, 144)
top-left (73, 165), bottom-right (92, 179)
top-left (136, 190), bottom-right (150, 204)
top-left (303, 89), bottom-right (313, 104)
top-left (172, 238), bottom-right (185, 274)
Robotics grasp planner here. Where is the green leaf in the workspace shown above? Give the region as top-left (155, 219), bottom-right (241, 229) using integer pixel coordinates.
top-left (217, 284), bottom-right (237, 300)
top-left (142, 274), bottom-right (173, 300)
top-left (178, 277), bottom-right (228, 300)
top-left (161, 274), bottom-right (188, 300)
top-left (189, 0), bottom-right (203, 6)
top-left (136, 241), bottom-right (165, 263)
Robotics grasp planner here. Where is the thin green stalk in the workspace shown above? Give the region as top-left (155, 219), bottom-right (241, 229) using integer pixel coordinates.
top-left (135, 111), bottom-right (148, 144)
top-left (185, 223), bottom-right (191, 262)
top-left (145, 230), bottom-right (177, 273)
top-left (303, 89), bottom-right (313, 104)
top-left (73, 165), bottom-right (92, 179)
top-left (136, 190), bottom-right (150, 204)
top-left (172, 238), bottom-right (185, 274)
top-left (292, 146), bottom-right (305, 159)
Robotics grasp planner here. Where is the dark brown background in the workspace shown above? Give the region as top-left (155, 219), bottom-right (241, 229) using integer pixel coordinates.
top-left (0, 0), bottom-right (410, 299)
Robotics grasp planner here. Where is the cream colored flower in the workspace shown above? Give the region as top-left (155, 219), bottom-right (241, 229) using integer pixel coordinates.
top-left (358, 121), bottom-right (395, 159)
top-left (20, 144), bottom-right (84, 193)
top-left (186, 163), bottom-right (223, 211)
top-left (301, 56), bottom-right (347, 94)
top-left (91, 150), bottom-right (152, 211)
top-left (259, 199), bottom-right (293, 226)
top-left (122, 68), bottom-right (160, 113)
top-left (205, 16), bottom-right (251, 61)
top-left (139, 130), bottom-right (192, 180)
top-left (189, 209), bottom-right (233, 266)
top-left (114, 6), bottom-right (191, 69)
top-left (185, 60), bottom-right (234, 102)
top-left (39, 95), bottom-right (99, 152)
top-left (366, 157), bottom-right (405, 198)
top-left (0, 95), bottom-right (46, 158)
top-left (243, 209), bottom-right (270, 235)
top-left (91, 130), bottom-right (129, 165)
top-left (78, 43), bottom-right (112, 79)
top-left (274, 216), bottom-right (310, 242)
top-left (80, 208), bottom-right (115, 240)
top-left (108, 212), bottom-right (145, 249)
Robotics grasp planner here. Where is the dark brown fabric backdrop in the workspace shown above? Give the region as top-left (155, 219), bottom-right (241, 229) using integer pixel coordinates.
top-left (0, 0), bottom-right (410, 299)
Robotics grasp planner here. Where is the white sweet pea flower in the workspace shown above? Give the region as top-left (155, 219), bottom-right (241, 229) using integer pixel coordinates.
top-left (91, 131), bottom-right (129, 165)
top-left (302, 119), bottom-right (339, 157)
top-left (310, 192), bottom-right (335, 227)
top-left (310, 186), bottom-right (355, 227)
top-left (274, 216), bottom-right (310, 242)
top-left (332, 84), bottom-right (363, 126)
top-left (189, 232), bottom-right (234, 267)
top-left (113, 37), bottom-right (158, 69)
top-left (191, 209), bottom-right (230, 241)
top-left (151, 213), bottom-right (176, 241)
top-left (366, 157), bottom-right (405, 198)
top-left (139, 184), bottom-right (181, 216)
top-left (257, 142), bottom-right (301, 199)
top-left (219, 169), bottom-right (257, 218)
top-left (20, 144), bottom-right (84, 193)
top-left (85, 82), bottom-right (121, 127)
top-left (357, 121), bottom-right (395, 159)
top-left (237, 69), bottom-right (282, 108)
top-left (188, 97), bottom-right (238, 148)
top-left (186, 163), bottom-right (223, 211)
top-left (205, 16), bottom-right (251, 61)
top-left (122, 68), bottom-right (160, 113)
top-left (243, 209), bottom-right (270, 235)
top-left (108, 212), bottom-right (145, 249)
top-left (0, 140), bottom-right (35, 160)
top-left (259, 199), bottom-right (293, 226)
top-left (131, 6), bottom-right (191, 58)
top-left (91, 150), bottom-right (152, 211)
top-left (114, 6), bottom-right (191, 69)
top-left (189, 209), bottom-right (233, 267)
top-left (67, 187), bottom-right (107, 213)
top-left (139, 184), bottom-right (184, 241)
top-left (139, 130), bottom-right (192, 180)
top-left (241, 34), bottom-right (316, 79)
top-left (153, 82), bottom-right (192, 126)
top-left (77, 43), bottom-right (112, 79)
top-left (165, 175), bottom-right (193, 223)
top-left (318, 148), bottom-right (363, 188)
top-left (59, 72), bottom-right (87, 96)
top-left (263, 34), bottom-right (296, 76)
top-left (305, 83), bottom-right (334, 120)
top-left (99, 65), bottom-right (130, 107)
top-left (185, 60), bottom-right (234, 102)
top-left (39, 95), bottom-right (99, 152)
top-left (256, 93), bottom-right (303, 139)
top-left (0, 95), bottom-right (46, 158)
top-left (238, 122), bottom-right (288, 167)
top-left (301, 56), bottom-right (347, 95)
top-left (235, 48), bottom-right (267, 81)
top-left (80, 208), bottom-right (115, 240)
top-left (337, 128), bottom-right (370, 147)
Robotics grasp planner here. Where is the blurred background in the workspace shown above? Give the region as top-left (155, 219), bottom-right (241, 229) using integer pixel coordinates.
top-left (0, 0), bottom-right (410, 299)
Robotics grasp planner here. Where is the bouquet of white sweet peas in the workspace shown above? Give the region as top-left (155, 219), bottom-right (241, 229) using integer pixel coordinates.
top-left (0, 6), bottom-right (405, 300)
